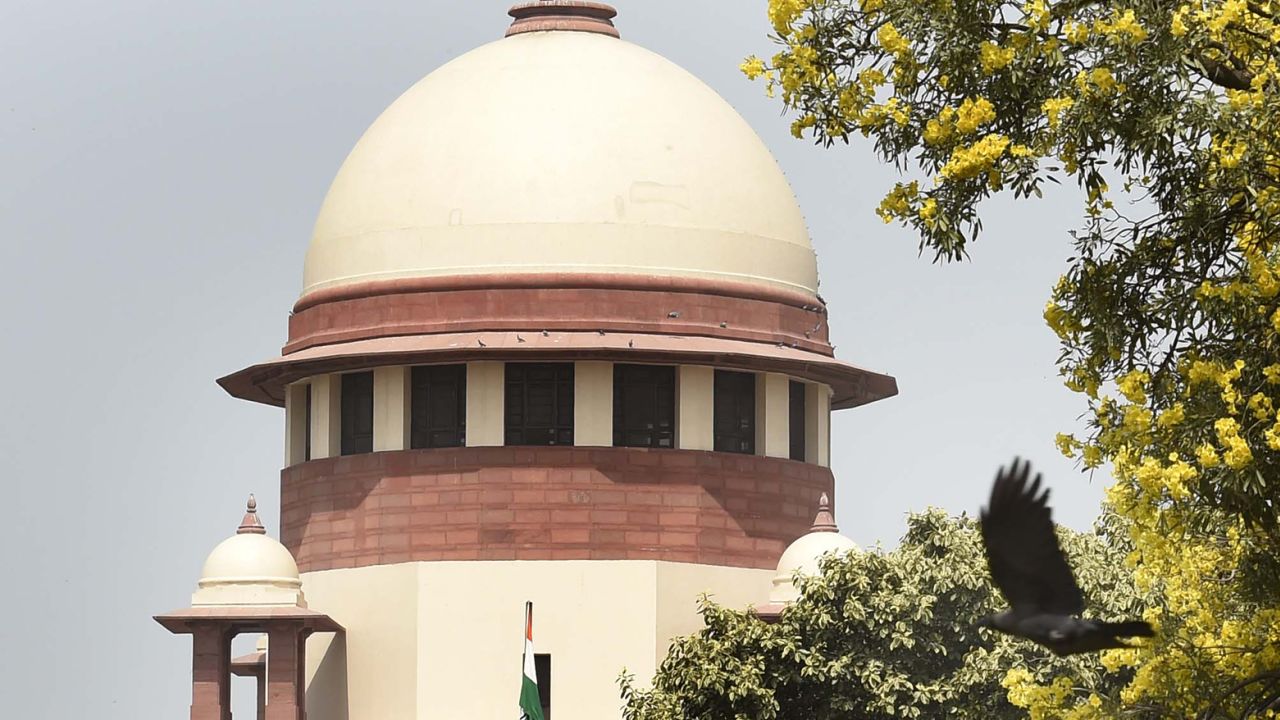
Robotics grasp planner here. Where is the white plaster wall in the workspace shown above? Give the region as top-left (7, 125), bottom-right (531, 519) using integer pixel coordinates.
top-left (298, 560), bottom-right (773, 719)
top-left (302, 563), bottom-right (421, 720)
top-left (654, 563), bottom-right (775, 662)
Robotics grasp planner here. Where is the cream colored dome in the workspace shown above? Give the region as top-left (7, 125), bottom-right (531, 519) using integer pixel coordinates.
top-left (199, 533), bottom-right (301, 587)
top-left (304, 28), bottom-right (816, 299)
top-left (769, 495), bottom-right (857, 603)
top-left (191, 496), bottom-right (307, 608)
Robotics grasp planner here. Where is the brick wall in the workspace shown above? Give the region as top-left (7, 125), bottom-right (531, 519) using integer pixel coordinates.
top-left (280, 446), bottom-right (833, 572)
top-left (285, 284), bottom-right (831, 355)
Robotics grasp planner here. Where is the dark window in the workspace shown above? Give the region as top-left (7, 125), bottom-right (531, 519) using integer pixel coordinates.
top-left (789, 380), bottom-right (806, 461)
top-left (410, 365), bottom-right (466, 448)
top-left (340, 371), bottom-right (374, 455)
top-left (535, 654), bottom-right (552, 720)
top-left (505, 363), bottom-right (574, 446)
top-left (304, 385), bottom-right (312, 462)
top-left (613, 364), bottom-right (675, 448)
top-left (713, 370), bottom-right (756, 454)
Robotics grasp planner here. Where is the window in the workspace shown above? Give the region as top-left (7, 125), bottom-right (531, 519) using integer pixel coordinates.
top-left (411, 365), bottom-right (466, 448)
top-left (535, 654), bottom-right (552, 720)
top-left (789, 380), bottom-right (806, 461)
top-left (505, 363), bottom-right (574, 446)
top-left (713, 370), bottom-right (755, 454)
top-left (613, 364), bottom-right (675, 448)
top-left (340, 371), bottom-right (374, 455)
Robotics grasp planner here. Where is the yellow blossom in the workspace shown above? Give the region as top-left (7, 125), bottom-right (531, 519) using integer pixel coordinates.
top-left (1117, 369), bottom-right (1150, 404)
top-left (876, 23), bottom-right (911, 58)
top-left (940, 134), bottom-right (1011, 180)
top-left (1196, 443), bottom-right (1221, 468)
top-left (979, 42), bottom-right (1015, 73)
top-left (1157, 403), bottom-right (1186, 428)
top-left (740, 56), bottom-right (768, 80)
top-left (1043, 97), bottom-right (1074, 130)
top-left (955, 97), bottom-right (996, 135)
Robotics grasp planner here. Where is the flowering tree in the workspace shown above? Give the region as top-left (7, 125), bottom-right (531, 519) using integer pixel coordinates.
top-left (619, 511), bottom-right (1147, 719)
top-left (742, 0), bottom-right (1280, 715)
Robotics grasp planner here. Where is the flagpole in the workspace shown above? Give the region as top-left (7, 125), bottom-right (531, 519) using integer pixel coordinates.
top-left (519, 600), bottom-right (544, 720)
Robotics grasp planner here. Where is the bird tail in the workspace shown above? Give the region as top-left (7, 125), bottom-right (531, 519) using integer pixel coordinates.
top-left (1098, 620), bottom-right (1154, 638)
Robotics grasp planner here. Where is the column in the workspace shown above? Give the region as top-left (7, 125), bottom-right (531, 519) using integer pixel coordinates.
top-left (805, 382), bottom-right (832, 466)
top-left (284, 383), bottom-right (309, 466)
top-left (758, 372), bottom-right (790, 458)
top-left (190, 625), bottom-right (231, 720)
top-left (266, 625), bottom-right (305, 720)
top-left (465, 361), bottom-right (505, 446)
top-left (373, 366), bottom-right (410, 451)
top-left (676, 365), bottom-right (713, 451)
top-left (574, 361), bottom-right (613, 446)
top-left (308, 375), bottom-right (342, 460)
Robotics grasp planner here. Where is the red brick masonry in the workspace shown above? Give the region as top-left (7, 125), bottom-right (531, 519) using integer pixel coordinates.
top-left (285, 275), bottom-right (832, 355)
top-left (281, 446), bottom-right (834, 572)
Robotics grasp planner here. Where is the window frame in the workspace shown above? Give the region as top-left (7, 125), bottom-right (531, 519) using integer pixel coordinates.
top-left (612, 363), bottom-right (676, 449)
top-left (504, 363), bottom-right (575, 447)
top-left (410, 364), bottom-right (467, 449)
top-left (788, 380), bottom-right (807, 461)
top-left (339, 371), bottom-right (375, 456)
top-left (713, 369), bottom-right (756, 455)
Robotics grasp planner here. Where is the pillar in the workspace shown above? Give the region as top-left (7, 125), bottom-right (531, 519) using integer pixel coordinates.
top-left (190, 625), bottom-right (231, 720)
top-left (675, 365), bottom-right (713, 451)
top-left (308, 375), bottom-right (341, 460)
top-left (805, 382), bottom-right (831, 466)
top-left (574, 361), bottom-right (613, 446)
top-left (284, 383), bottom-right (309, 466)
top-left (758, 372), bottom-right (790, 458)
top-left (266, 625), bottom-right (308, 720)
top-left (256, 667), bottom-right (266, 720)
top-left (465, 361), bottom-right (505, 446)
top-left (373, 366), bottom-right (410, 451)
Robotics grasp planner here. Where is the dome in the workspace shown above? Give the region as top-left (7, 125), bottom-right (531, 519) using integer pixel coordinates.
top-left (303, 17), bottom-right (815, 301)
top-left (191, 496), bottom-right (307, 608)
top-left (769, 494), bottom-right (857, 603)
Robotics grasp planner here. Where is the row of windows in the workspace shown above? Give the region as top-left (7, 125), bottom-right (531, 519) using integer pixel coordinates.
top-left (304, 364), bottom-right (809, 461)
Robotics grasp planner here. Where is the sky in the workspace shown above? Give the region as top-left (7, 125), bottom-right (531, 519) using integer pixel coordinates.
top-left (0, 1), bottom-right (1107, 716)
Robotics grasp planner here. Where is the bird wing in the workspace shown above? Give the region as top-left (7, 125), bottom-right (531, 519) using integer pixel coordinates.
top-left (979, 458), bottom-right (1084, 615)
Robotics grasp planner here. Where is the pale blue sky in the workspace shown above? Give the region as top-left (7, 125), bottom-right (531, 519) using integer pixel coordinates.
top-left (0, 1), bottom-right (1104, 716)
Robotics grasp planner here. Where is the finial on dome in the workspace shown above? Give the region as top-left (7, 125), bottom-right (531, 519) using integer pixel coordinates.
top-left (810, 493), bottom-right (838, 533)
top-left (238, 494), bottom-right (266, 535)
top-left (506, 1), bottom-right (620, 38)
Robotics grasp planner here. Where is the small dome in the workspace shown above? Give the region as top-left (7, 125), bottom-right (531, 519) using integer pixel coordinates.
top-left (303, 10), bottom-right (815, 300)
top-left (192, 496), bottom-right (307, 608)
top-left (769, 494), bottom-right (857, 603)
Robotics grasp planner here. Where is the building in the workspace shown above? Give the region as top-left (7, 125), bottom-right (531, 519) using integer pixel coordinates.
top-left (157, 2), bottom-right (896, 718)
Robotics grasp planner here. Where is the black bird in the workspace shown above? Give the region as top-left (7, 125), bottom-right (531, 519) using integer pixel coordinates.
top-left (977, 458), bottom-right (1154, 656)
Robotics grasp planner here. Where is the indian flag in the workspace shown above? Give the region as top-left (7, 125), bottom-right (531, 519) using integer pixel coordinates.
top-left (518, 602), bottom-right (544, 720)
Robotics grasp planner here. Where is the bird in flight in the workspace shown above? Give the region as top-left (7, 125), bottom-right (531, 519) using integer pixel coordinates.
top-left (977, 458), bottom-right (1154, 656)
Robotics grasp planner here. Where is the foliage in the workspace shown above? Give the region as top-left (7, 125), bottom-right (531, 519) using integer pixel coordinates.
top-left (620, 510), bottom-right (1148, 720)
top-left (744, 0), bottom-right (1280, 715)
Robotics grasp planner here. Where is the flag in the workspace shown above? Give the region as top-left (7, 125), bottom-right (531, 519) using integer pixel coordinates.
top-left (518, 601), bottom-right (544, 720)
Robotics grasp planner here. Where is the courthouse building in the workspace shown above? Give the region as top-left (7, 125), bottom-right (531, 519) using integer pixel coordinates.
top-left (156, 2), bottom-right (896, 718)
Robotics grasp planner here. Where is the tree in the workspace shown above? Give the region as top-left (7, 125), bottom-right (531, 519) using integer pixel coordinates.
top-left (741, 0), bottom-right (1280, 715)
top-left (620, 510), bottom-right (1148, 719)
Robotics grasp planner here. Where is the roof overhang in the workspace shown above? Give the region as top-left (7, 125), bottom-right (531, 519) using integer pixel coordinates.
top-left (218, 331), bottom-right (898, 411)
top-left (154, 606), bottom-right (343, 635)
